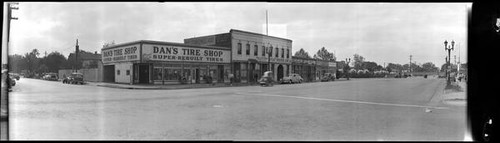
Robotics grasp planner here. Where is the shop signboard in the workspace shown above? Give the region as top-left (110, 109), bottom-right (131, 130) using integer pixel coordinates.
top-left (102, 44), bottom-right (140, 64)
top-left (141, 44), bottom-right (231, 63)
top-left (255, 57), bottom-right (292, 64)
top-left (328, 61), bottom-right (337, 68)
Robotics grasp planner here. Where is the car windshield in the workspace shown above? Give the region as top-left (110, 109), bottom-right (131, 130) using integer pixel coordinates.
top-left (72, 74), bottom-right (83, 78)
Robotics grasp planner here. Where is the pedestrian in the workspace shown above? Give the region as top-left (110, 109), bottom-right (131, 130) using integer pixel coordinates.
top-left (228, 73), bottom-right (234, 86)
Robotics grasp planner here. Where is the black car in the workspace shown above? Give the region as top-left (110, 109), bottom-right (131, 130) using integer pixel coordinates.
top-left (62, 73), bottom-right (84, 84)
top-left (321, 73), bottom-right (336, 82)
top-left (9, 73), bottom-right (20, 80)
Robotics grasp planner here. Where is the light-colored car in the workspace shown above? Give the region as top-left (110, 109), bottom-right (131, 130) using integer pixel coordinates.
top-left (281, 74), bottom-right (303, 84)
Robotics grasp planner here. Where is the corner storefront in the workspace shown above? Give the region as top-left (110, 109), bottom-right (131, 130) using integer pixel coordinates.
top-left (102, 40), bottom-right (231, 85)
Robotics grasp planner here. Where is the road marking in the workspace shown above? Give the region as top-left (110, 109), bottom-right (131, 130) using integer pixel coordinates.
top-left (235, 92), bottom-right (450, 110)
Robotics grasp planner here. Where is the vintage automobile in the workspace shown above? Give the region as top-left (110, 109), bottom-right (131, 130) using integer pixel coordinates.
top-left (281, 73), bottom-right (303, 84)
top-left (259, 71), bottom-right (274, 86)
top-left (320, 73), bottom-right (336, 82)
top-left (43, 73), bottom-right (58, 81)
top-left (62, 73), bottom-right (84, 84)
top-left (2, 70), bottom-right (15, 90)
top-left (9, 73), bottom-right (20, 80)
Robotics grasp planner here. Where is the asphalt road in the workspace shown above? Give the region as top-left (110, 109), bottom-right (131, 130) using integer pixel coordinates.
top-left (8, 78), bottom-right (466, 140)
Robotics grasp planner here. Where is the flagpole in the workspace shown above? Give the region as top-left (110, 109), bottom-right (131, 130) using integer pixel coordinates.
top-left (266, 10), bottom-right (268, 35)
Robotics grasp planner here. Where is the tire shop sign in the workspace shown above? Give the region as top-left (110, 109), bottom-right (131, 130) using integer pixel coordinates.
top-left (102, 44), bottom-right (140, 64)
top-left (141, 44), bottom-right (230, 63)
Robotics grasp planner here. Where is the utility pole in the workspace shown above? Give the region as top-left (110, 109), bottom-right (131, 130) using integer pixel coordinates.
top-left (5, 2), bottom-right (18, 141)
top-left (409, 55), bottom-right (412, 73)
top-left (75, 39), bottom-right (79, 72)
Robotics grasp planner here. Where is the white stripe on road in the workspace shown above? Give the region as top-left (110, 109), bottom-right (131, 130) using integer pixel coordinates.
top-left (235, 92), bottom-right (450, 110)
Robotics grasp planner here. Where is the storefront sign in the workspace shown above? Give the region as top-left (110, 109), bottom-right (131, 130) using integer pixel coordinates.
top-left (142, 44), bottom-right (230, 63)
top-left (256, 57), bottom-right (292, 63)
top-left (328, 62), bottom-right (337, 68)
top-left (102, 44), bottom-right (140, 64)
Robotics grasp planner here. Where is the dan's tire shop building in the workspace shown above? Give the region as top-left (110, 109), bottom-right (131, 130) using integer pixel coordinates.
top-left (102, 40), bottom-right (231, 84)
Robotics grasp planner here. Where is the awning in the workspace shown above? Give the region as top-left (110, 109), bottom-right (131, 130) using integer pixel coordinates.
top-left (248, 59), bottom-right (258, 63)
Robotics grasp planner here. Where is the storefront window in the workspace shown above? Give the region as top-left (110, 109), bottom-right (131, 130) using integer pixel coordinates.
top-left (241, 63), bottom-right (247, 79)
top-left (153, 68), bottom-right (162, 80)
top-left (162, 64), bottom-right (182, 81)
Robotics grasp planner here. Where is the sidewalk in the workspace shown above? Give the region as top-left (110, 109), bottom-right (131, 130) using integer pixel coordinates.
top-left (441, 81), bottom-right (467, 106)
top-left (87, 81), bottom-right (260, 90)
top-left (86, 78), bottom-right (353, 90)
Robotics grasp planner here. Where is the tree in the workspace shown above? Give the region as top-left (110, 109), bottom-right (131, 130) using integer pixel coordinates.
top-left (44, 51), bottom-right (67, 73)
top-left (386, 63), bottom-right (403, 73)
top-left (24, 49), bottom-right (40, 74)
top-left (315, 47), bottom-right (336, 61)
top-left (294, 48), bottom-right (311, 59)
top-left (353, 54), bottom-right (365, 70)
top-left (362, 61), bottom-right (379, 72)
top-left (8, 54), bottom-right (26, 73)
top-left (422, 62), bottom-right (438, 72)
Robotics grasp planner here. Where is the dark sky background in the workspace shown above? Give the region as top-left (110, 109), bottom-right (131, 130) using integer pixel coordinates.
top-left (5, 2), bottom-right (469, 67)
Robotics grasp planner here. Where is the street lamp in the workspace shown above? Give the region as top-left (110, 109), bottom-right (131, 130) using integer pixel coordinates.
top-left (267, 44), bottom-right (272, 71)
top-left (444, 40), bottom-right (455, 85)
top-left (345, 58), bottom-right (351, 80)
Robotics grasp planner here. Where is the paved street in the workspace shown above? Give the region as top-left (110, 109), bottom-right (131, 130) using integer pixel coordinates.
top-left (8, 78), bottom-right (466, 140)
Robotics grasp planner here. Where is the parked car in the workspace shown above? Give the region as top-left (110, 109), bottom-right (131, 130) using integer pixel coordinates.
top-left (2, 70), bottom-right (15, 90)
top-left (321, 73), bottom-right (336, 82)
top-left (9, 73), bottom-right (20, 80)
top-left (62, 73), bottom-right (84, 84)
top-left (281, 73), bottom-right (303, 84)
top-left (259, 71), bottom-right (274, 87)
top-left (42, 73), bottom-right (58, 81)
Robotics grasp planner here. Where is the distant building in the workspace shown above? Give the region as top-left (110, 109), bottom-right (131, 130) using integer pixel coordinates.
top-left (68, 51), bottom-right (101, 69)
top-left (459, 63), bottom-right (467, 75)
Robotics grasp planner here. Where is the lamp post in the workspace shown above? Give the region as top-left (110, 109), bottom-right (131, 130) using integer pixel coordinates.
top-left (444, 40), bottom-right (455, 85)
top-left (267, 44), bottom-right (272, 71)
top-left (345, 58), bottom-right (351, 80)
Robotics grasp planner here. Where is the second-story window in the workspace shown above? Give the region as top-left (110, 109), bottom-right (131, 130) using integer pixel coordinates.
top-left (237, 43), bottom-right (242, 55)
top-left (254, 45), bottom-right (258, 56)
top-left (246, 44), bottom-right (250, 55)
top-left (262, 46), bottom-right (266, 56)
top-left (269, 46), bottom-right (273, 56)
top-left (281, 48), bottom-right (284, 58)
top-left (275, 47), bottom-right (279, 57)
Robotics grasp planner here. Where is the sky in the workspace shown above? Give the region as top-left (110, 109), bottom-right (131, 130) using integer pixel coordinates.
top-left (4, 2), bottom-right (470, 67)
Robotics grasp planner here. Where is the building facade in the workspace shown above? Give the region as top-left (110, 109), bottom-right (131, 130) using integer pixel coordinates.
top-left (185, 29), bottom-right (293, 83)
top-left (291, 56), bottom-right (337, 82)
top-left (101, 40), bottom-right (231, 84)
top-left (291, 56), bottom-right (316, 82)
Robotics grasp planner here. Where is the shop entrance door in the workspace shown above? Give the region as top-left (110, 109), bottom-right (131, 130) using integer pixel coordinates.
top-left (139, 65), bottom-right (149, 84)
top-left (195, 68), bottom-right (200, 83)
top-left (218, 65), bottom-right (224, 83)
top-left (249, 63), bottom-right (255, 83)
top-left (277, 65), bottom-right (284, 81)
